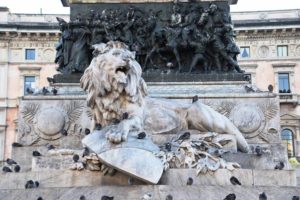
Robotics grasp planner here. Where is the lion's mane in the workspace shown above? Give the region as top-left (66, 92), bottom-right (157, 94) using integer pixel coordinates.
top-left (80, 41), bottom-right (147, 126)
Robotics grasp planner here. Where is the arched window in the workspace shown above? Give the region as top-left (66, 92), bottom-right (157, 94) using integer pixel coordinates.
top-left (281, 129), bottom-right (295, 158)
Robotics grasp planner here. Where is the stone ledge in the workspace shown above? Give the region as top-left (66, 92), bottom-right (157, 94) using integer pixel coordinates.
top-left (0, 185), bottom-right (298, 200)
top-left (0, 169), bottom-right (296, 189)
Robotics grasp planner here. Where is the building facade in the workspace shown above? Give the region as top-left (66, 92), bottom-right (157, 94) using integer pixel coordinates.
top-left (232, 9), bottom-right (300, 159)
top-left (0, 7), bottom-right (68, 159)
top-left (0, 7), bottom-right (300, 160)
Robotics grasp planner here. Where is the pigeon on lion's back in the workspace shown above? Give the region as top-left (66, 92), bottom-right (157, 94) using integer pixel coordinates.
top-left (80, 41), bottom-right (249, 153)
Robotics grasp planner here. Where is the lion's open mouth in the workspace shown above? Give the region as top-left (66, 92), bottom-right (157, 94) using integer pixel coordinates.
top-left (116, 65), bottom-right (129, 74)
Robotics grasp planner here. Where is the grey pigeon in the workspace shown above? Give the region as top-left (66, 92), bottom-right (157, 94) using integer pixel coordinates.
top-left (230, 176), bottom-right (241, 185)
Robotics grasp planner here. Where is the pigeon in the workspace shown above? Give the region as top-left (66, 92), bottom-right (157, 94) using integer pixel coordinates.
top-left (82, 147), bottom-right (90, 157)
top-left (26, 88), bottom-right (34, 94)
top-left (101, 196), bottom-right (114, 200)
top-left (255, 146), bottom-right (262, 157)
top-left (224, 193), bottom-right (236, 200)
top-left (95, 123), bottom-right (102, 130)
top-left (192, 95), bottom-right (199, 103)
top-left (79, 195), bottom-right (86, 200)
top-left (14, 165), bottom-right (21, 172)
top-left (32, 150), bottom-right (42, 157)
top-left (42, 87), bottom-right (49, 95)
top-left (274, 161), bottom-right (284, 170)
top-left (142, 193), bottom-right (152, 200)
top-left (230, 176), bottom-right (241, 185)
top-left (137, 132), bottom-right (146, 139)
top-left (186, 177), bottom-right (193, 185)
top-left (52, 88), bottom-right (58, 95)
top-left (34, 181), bottom-right (39, 188)
top-left (37, 197), bottom-right (43, 200)
top-left (165, 194), bottom-right (173, 200)
top-left (259, 192), bottom-right (267, 200)
top-left (12, 142), bottom-right (23, 147)
top-left (6, 158), bottom-right (17, 165)
top-left (25, 180), bottom-right (35, 189)
top-left (85, 128), bottom-right (91, 135)
top-left (292, 196), bottom-right (300, 200)
top-left (61, 129), bottom-right (68, 136)
top-left (245, 85), bottom-right (255, 93)
top-left (73, 154), bottom-right (80, 163)
top-left (122, 112), bottom-right (129, 120)
top-left (175, 132), bottom-right (190, 142)
top-left (47, 77), bottom-right (54, 83)
top-left (268, 84), bottom-right (274, 92)
top-left (46, 144), bottom-right (55, 151)
top-left (165, 143), bottom-right (172, 152)
top-left (2, 166), bottom-right (12, 173)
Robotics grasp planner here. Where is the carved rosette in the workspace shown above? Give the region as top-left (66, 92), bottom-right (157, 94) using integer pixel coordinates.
top-left (33, 107), bottom-right (70, 140)
top-left (229, 103), bottom-right (266, 139)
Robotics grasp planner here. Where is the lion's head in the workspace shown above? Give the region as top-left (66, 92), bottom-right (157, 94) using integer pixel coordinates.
top-left (80, 41), bottom-right (148, 124)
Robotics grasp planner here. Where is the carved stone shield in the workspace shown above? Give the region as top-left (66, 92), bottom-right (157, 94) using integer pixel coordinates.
top-left (82, 129), bottom-right (163, 184)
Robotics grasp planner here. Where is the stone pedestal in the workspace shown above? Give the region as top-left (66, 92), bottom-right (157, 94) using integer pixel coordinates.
top-left (8, 80), bottom-right (297, 199)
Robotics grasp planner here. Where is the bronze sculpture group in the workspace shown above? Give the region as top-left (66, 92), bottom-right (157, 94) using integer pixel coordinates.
top-left (55, 3), bottom-right (244, 74)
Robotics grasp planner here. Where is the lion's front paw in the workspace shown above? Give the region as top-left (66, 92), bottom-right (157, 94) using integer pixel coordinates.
top-left (106, 126), bottom-right (129, 144)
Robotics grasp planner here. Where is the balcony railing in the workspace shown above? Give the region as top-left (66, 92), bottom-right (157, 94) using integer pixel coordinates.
top-left (278, 93), bottom-right (299, 106)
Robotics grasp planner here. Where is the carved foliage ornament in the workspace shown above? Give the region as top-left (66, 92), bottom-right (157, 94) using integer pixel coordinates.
top-left (202, 99), bottom-right (279, 142)
top-left (19, 101), bottom-right (84, 145)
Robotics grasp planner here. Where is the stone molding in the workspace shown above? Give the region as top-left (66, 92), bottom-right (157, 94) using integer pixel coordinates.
top-left (272, 63), bottom-right (296, 68)
top-left (18, 66), bottom-right (42, 75)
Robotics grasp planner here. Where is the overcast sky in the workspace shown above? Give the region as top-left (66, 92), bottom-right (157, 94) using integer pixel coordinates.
top-left (0, 0), bottom-right (299, 14)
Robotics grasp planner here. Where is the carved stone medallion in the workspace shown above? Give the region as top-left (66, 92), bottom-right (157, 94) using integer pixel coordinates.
top-left (258, 46), bottom-right (269, 58)
top-left (229, 103), bottom-right (266, 139)
top-left (33, 107), bottom-right (70, 140)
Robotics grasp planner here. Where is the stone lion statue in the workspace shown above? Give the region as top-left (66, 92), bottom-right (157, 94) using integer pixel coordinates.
top-left (80, 41), bottom-right (249, 153)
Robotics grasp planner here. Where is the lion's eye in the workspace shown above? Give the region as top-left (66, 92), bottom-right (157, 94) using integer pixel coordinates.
top-left (112, 51), bottom-right (121, 56)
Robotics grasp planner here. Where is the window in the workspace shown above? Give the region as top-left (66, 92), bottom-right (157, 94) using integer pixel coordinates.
top-left (24, 76), bottom-right (36, 95)
top-left (278, 73), bottom-right (291, 93)
top-left (240, 46), bottom-right (250, 58)
top-left (25, 49), bottom-right (36, 60)
top-left (277, 45), bottom-right (288, 57)
top-left (281, 129), bottom-right (295, 158)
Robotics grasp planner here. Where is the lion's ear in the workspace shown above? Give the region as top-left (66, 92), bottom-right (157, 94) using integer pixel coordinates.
top-left (131, 51), bottom-right (136, 59)
top-left (92, 43), bottom-right (107, 57)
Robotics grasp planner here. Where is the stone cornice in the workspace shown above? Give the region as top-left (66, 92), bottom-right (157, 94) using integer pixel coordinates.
top-left (240, 64), bottom-right (258, 69)
top-left (18, 66), bottom-right (42, 71)
top-left (239, 58), bottom-right (300, 62)
top-left (0, 32), bottom-right (60, 40)
top-left (236, 33), bottom-right (300, 40)
top-left (272, 63), bottom-right (296, 68)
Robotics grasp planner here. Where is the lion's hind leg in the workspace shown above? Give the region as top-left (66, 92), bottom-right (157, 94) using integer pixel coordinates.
top-left (186, 102), bottom-right (250, 153)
